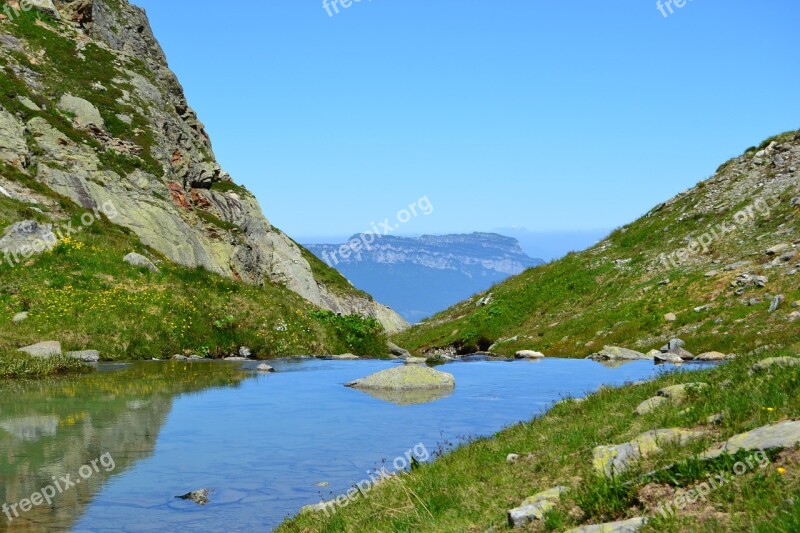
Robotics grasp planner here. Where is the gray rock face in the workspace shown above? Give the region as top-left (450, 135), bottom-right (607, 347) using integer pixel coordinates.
top-left (346, 365), bottom-right (455, 391)
top-left (0, 0), bottom-right (408, 335)
top-left (123, 252), bottom-right (158, 273)
top-left (66, 350), bottom-right (100, 363)
top-left (18, 341), bottom-right (62, 358)
top-left (507, 486), bottom-right (568, 528)
top-left (565, 517), bottom-right (648, 533)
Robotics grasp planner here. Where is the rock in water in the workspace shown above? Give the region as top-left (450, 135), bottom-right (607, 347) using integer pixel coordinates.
top-left (66, 350), bottom-right (101, 363)
top-left (176, 489), bottom-right (209, 506)
top-left (515, 350), bottom-right (545, 359)
top-left (346, 365), bottom-right (455, 391)
top-left (256, 364), bottom-right (274, 373)
top-left (590, 346), bottom-right (650, 361)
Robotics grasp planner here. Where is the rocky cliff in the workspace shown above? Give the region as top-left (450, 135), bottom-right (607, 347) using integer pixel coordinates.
top-left (0, 0), bottom-right (407, 334)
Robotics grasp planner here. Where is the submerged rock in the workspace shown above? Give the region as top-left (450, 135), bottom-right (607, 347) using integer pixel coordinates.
top-left (346, 365), bottom-right (455, 391)
top-left (176, 489), bottom-right (209, 506)
top-left (66, 350), bottom-right (101, 363)
top-left (256, 364), bottom-right (274, 373)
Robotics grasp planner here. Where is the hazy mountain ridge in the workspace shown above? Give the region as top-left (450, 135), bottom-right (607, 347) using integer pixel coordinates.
top-left (307, 233), bottom-right (543, 322)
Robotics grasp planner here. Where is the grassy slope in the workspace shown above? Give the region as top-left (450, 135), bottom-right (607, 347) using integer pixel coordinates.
top-left (395, 130), bottom-right (800, 359)
top-left (0, 7), bottom-right (388, 365)
top-left (280, 350), bottom-right (800, 532)
top-left (0, 162), bottom-right (386, 360)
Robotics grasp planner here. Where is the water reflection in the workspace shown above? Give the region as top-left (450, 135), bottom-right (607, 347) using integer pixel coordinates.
top-left (0, 362), bottom-right (245, 532)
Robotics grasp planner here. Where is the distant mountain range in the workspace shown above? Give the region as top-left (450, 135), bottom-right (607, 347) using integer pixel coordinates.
top-left (305, 233), bottom-right (544, 323)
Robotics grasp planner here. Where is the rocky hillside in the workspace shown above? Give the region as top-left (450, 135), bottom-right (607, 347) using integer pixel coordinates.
top-left (0, 0), bottom-right (406, 335)
top-left (306, 233), bottom-right (543, 322)
top-left (395, 130), bottom-right (800, 357)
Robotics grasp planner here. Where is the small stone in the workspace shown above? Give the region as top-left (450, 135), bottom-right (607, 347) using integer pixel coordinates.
top-left (769, 294), bottom-right (785, 313)
top-left (12, 312), bottom-right (28, 323)
top-left (704, 270), bottom-right (719, 278)
top-left (707, 413), bottom-right (725, 425)
top-left (657, 383), bottom-right (708, 401)
top-left (507, 453), bottom-right (520, 464)
top-left (766, 244), bottom-right (790, 256)
top-left (564, 517), bottom-right (648, 533)
top-left (694, 305), bottom-right (711, 313)
top-left (507, 486), bottom-right (568, 528)
top-left (664, 313), bottom-right (677, 322)
top-left (124, 252), bottom-right (158, 273)
top-left (695, 351), bottom-right (727, 361)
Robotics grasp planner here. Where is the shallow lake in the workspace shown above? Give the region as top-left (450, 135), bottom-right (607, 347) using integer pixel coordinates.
top-left (0, 357), bottom-right (713, 532)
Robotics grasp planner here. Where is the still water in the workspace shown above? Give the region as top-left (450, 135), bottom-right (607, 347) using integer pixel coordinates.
top-left (0, 357), bottom-right (711, 532)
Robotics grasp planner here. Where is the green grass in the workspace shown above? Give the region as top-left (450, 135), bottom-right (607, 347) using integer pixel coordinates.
top-left (0, 350), bottom-right (90, 379)
top-left (394, 129), bottom-right (800, 359)
top-left (278, 350), bottom-right (800, 532)
top-left (0, 163), bottom-right (388, 361)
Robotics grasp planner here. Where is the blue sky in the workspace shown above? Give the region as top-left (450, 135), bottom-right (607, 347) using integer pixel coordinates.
top-left (133, 0), bottom-right (799, 242)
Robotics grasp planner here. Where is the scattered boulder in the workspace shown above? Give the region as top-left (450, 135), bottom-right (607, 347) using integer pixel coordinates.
top-left (507, 486), bottom-right (568, 528)
top-left (695, 351), bottom-right (728, 361)
top-left (766, 243), bottom-right (790, 256)
top-left (18, 341), bottom-right (61, 358)
top-left (664, 313), bottom-right (677, 322)
top-left (507, 453), bottom-right (520, 464)
top-left (769, 294), bottom-right (785, 313)
top-left (0, 221), bottom-right (57, 258)
top-left (653, 352), bottom-right (683, 365)
top-left (256, 364), bottom-right (274, 373)
top-left (515, 350), bottom-right (545, 359)
top-left (750, 357), bottom-right (800, 373)
top-left (564, 517), bottom-right (648, 533)
top-left (702, 421), bottom-right (800, 460)
top-left (657, 383), bottom-right (708, 402)
top-left (707, 413), bottom-right (725, 425)
top-left (57, 94), bottom-right (104, 129)
top-left (590, 346), bottom-right (651, 361)
top-left (635, 396), bottom-right (669, 415)
top-left (65, 350), bottom-right (100, 363)
top-left (593, 428), bottom-right (705, 478)
top-left (28, 0), bottom-right (61, 19)
top-left (123, 252), bottom-right (158, 273)
top-left (387, 341), bottom-right (411, 359)
top-left (12, 312), bottom-right (28, 323)
top-left (176, 489), bottom-right (209, 506)
top-left (346, 365), bottom-right (455, 391)
top-left (660, 338), bottom-right (685, 352)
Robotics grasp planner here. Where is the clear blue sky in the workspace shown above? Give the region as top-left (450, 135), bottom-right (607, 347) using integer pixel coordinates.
top-left (133, 0), bottom-right (799, 241)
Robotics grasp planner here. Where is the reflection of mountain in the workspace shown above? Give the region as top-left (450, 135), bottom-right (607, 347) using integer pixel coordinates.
top-left (0, 363), bottom-right (244, 532)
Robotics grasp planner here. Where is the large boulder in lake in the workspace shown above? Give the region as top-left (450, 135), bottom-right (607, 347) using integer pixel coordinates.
top-left (589, 346), bottom-right (651, 361)
top-left (346, 365), bottom-right (455, 391)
